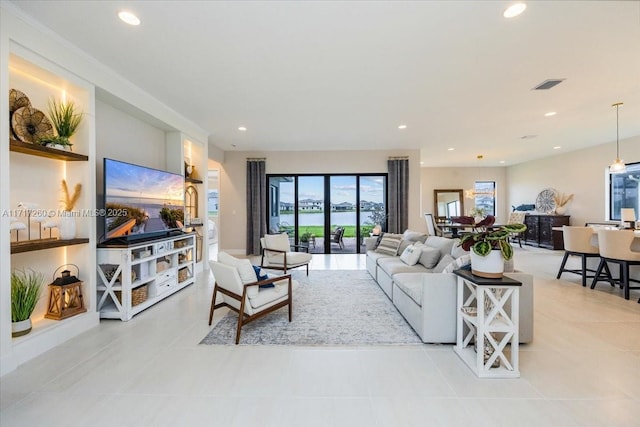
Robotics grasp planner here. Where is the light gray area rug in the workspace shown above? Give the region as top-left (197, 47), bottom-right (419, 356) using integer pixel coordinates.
top-left (200, 270), bottom-right (422, 345)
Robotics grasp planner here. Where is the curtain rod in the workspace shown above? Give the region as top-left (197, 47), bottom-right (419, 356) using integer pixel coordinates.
top-left (388, 156), bottom-right (409, 160)
top-left (246, 157), bottom-right (266, 161)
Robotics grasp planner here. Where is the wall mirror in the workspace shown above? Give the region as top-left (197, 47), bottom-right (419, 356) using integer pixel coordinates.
top-left (434, 189), bottom-right (464, 222)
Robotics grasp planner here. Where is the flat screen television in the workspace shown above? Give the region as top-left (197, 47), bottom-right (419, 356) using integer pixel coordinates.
top-left (103, 158), bottom-right (185, 242)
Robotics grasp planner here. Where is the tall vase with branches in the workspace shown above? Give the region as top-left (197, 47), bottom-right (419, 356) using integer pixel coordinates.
top-left (59, 179), bottom-right (81, 240)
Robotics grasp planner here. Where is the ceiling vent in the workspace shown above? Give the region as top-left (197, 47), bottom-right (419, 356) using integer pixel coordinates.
top-left (532, 79), bottom-right (565, 90)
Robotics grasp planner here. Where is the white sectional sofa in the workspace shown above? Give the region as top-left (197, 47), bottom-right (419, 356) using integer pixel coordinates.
top-left (365, 233), bottom-right (534, 344)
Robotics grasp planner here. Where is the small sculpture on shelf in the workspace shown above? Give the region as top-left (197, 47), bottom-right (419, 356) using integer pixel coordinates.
top-left (9, 218), bottom-right (27, 242)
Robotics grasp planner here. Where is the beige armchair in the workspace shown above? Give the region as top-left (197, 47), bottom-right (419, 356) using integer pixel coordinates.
top-left (260, 232), bottom-right (312, 275)
top-left (209, 252), bottom-right (297, 343)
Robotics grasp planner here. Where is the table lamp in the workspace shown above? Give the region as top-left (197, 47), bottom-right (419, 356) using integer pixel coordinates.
top-left (620, 208), bottom-right (636, 229)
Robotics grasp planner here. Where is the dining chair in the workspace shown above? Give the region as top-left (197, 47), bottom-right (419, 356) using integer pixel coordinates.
top-left (556, 226), bottom-right (605, 287)
top-left (591, 229), bottom-right (640, 302)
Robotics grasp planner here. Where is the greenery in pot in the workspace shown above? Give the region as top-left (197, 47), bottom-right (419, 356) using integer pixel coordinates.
top-left (459, 222), bottom-right (527, 261)
top-left (38, 98), bottom-right (83, 148)
top-left (11, 269), bottom-right (45, 323)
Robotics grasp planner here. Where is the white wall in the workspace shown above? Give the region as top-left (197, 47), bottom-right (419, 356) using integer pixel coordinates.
top-left (507, 136), bottom-right (640, 227)
top-left (218, 149), bottom-right (421, 253)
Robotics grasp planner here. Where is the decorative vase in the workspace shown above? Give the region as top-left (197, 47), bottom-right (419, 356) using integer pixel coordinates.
top-left (470, 250), bottom-right (504, 278)
top-left (58, 214), bottom-right (76, 240)
top-left (555, 206), bottom-right (566, 215)
top-left (12, 318), bottom-right (32, 337)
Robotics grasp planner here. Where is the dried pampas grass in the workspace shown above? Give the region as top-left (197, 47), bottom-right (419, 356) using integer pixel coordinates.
top-left (553, 192), bottom-right (573, 207)
top-left (61, 180), bottom-right (81, 211)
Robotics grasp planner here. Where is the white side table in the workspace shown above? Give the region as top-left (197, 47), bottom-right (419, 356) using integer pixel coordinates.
top-left (453, 269), bottom-right (521, 378)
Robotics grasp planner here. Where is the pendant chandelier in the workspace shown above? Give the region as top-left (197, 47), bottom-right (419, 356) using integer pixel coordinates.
top-left (609, 102), bottom-right (626, 173)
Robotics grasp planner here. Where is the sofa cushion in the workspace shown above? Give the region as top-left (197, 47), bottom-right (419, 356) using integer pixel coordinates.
top-left (433, 254), bottom-right (455, 273)
top-left (393, 273), bottom-right (424, 307)
top-left (398, 239), bottom-right (413, 254)
top-left (399, 244), bottom-right (422, 266)
top-left (402, 229), bottom-right (428, 243)
top-left (443, 254), bottom-right (472, 273)
top-left (424, 236), bottom-right (458, 259)
top-left (418, 246), bottom-right (441, 269)
top-left (378, 257), bottom-right (429, 276)
top-left (375, 233), bottom-right (403, 256)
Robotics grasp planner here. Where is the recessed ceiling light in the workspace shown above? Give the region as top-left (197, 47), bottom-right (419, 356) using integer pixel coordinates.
top-left (544, 111), bottom-right (557, 117)
top-left (499, 160), bottom-right (505, 164)
top-left (398, 125), bottom-right (407, 129)
top-left (118, 11), bottom-right (140, 26)
top-left (503, 3), bottom-right (527, 18)
top-left (238, 126), bottom-right (247, 131)
top-left (447, 147), bottom-right (455, 151)
top-left (420, 161), bottom-right (424, 165)
top-left (553, 146), bottom-right (561, 150)
top-left (231, 143), bottom-right (237, 147)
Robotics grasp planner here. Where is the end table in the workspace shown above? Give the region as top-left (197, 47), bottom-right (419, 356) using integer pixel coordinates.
top-left (453, 269), bottom-right (521, 378)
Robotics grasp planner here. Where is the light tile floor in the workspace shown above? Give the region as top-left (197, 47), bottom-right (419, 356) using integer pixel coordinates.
top-left (1, 246), bottom-right (639, 427)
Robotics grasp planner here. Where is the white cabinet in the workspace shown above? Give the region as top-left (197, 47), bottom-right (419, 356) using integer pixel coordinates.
top-left (453, 269), bottom-right (521, 378)
top-left (96, 233), bottom-right (196, 321)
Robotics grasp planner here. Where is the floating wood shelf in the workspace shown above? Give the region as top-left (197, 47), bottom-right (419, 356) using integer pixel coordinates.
top-left (10, 138), bottom-right (89, 161)
top-left (11, 238), bottom-right (90, 254)
top-left (185, 177), bottom-right (203, 184)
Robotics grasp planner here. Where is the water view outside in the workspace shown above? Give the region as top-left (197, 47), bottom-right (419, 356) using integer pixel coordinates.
top-left (275, 175), bottom-right (386, 246)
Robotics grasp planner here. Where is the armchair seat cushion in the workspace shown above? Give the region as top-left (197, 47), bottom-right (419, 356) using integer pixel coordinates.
top-left (265, 252), bottom-right (312, 267)
top-left (249, 278), bottom-right (299, 309)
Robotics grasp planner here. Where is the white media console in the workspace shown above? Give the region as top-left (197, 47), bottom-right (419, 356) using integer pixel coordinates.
top-left (96, 232), bottom-right (196, 321)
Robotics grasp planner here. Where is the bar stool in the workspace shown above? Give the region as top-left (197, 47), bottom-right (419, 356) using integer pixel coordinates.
top-left (556, 226), bottom-right (606, 287)
top-left (591, 229), bottom-right (640, 301)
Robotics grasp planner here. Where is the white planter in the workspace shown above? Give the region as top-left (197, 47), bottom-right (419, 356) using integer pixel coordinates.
top-left (555, 206), bottom-right (566, 215)
top-left (12, 318), bottom-right (32, 337)
top-left (470, 250), bottom-right (504, 278)
top-left (58, 215), bottom-right (76, 240)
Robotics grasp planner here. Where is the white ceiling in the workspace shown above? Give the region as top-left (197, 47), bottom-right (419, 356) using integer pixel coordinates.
top-left (8, 1), bottom-right (640, 167)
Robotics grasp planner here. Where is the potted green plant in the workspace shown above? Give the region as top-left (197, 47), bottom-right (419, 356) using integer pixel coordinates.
top-left (459, 220), bottom-right (527, 278)
top-left (38, 98), bottom-right (83, 150)
top-left (11, 269), bottom-right (45, 337)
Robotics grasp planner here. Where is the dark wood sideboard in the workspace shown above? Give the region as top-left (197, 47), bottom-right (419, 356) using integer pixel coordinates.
top-left (523, 214), bottom-right (570, 250)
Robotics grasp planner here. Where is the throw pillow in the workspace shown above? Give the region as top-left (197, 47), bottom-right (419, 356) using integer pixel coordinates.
top-left (418, 246), bottom-right (441, 269)
top-left (252, 265), bottom-right (269, 281)
top-left (433, 254), bottom-right (455, 273)
top-left (375, 233), bottom-right (403, 256)
top-left (252, 265), bottom-right (274, 288)
top-left (450, 241), bottom-right (468, 259)
top-left (443, 254), bottom-right (472, 274)
top-left (399, 244), bottom-right (422, 266)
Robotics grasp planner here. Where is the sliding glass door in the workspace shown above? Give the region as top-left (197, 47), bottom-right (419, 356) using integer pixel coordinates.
top-left (267, 174), bottom-right (387, 254)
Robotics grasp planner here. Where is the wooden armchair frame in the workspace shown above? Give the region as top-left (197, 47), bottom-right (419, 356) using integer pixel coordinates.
top-left (208, 274), bottom-right (293, 344)
top-left (260, 245), bottom-right (310, 275)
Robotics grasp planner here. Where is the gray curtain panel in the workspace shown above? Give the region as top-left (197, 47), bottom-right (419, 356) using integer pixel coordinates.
top-left (387, 158), bottom-right (409, 233)
top-left (246, 159), bottom-right (267, 255)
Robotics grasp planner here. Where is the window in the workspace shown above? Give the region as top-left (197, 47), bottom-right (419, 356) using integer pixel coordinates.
top-left (474, 181), bottom-right (496, 216)
top-left (609, 162), bottom-right (639, 221)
